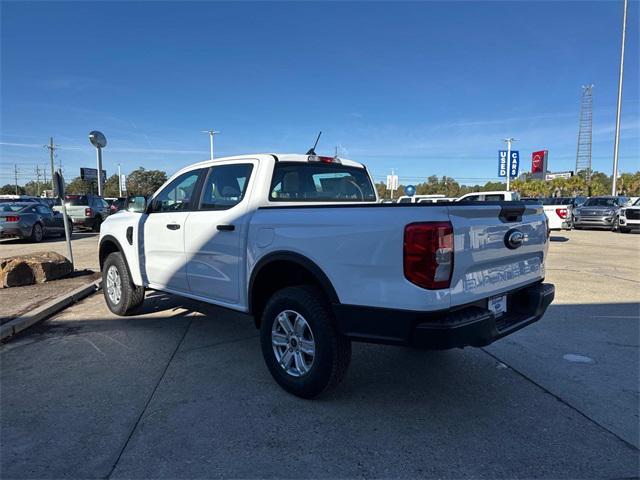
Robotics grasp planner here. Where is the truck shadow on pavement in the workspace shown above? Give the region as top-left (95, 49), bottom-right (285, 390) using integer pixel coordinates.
top-left (1, 296), bottom-right (638, 479)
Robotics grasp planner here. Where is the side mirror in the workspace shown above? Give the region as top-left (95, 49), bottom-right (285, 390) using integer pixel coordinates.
top-left (128, 196), bottom-right (148, 213)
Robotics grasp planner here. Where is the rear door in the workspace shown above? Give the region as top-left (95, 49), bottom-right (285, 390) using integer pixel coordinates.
top-left (184, 161), bottom-right (256, 304)
top-left (141, 169), bottom-right (204, 292)
top-left (447, 203), bottom-right (548, 306)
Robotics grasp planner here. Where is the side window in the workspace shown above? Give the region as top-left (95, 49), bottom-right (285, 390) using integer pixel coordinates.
top-left (151, 170), bottom-right (202, 213)
top-left (464, 195), bottom-right (481, 202)
top-left (484, 194), bottom-right (504, 201)
top-left (36, 205), bottom-right (52, 215)
top-left (199, 164), bottom-right (253, 210)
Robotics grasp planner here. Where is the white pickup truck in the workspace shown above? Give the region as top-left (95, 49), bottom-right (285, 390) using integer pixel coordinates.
top-left (98, 153), bottom-right (554, 397)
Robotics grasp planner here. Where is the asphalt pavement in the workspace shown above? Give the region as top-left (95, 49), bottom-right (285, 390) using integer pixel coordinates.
top-left (1, 230), bottom-right (638, 479)
top-left (0, 232), bottom-right (99, 271)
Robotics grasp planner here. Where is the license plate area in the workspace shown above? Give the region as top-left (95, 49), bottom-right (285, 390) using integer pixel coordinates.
top-left (488, 294), bottom-right (507, 316)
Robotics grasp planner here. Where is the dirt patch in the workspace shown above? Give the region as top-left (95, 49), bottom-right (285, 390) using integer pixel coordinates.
top-left (0, 270), bottom-right (100, 324)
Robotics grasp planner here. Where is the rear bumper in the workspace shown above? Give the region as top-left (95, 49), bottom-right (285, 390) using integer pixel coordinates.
top-left (70, 217), bottom-right (94, 228)
top-left (0, 225), bottom-right (30, 239)
top-left (333, 282), bottom-right (555, 349)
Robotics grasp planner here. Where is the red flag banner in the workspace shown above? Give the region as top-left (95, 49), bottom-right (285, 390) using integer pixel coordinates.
top-left (532, 151), bottom-right (546, 173)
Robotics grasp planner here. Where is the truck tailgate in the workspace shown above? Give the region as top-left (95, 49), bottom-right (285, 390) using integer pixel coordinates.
top-left (447, 203), bottom-right (547, 306)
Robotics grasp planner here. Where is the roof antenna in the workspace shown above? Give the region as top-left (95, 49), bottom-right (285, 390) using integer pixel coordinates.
top-left (306, 131), bottom-right (322, 155)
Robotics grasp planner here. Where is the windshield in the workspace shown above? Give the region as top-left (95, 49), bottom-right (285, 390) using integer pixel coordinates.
top-left (634, 198), bottom-right (640, 206)
top-left (269, 162), bottom-right (376, 202)
top-left (583, 198), bottom-right (618, 207)
top-left (65, 195), bottom-right (89, 206)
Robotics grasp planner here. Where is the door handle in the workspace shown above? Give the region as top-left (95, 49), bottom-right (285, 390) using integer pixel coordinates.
top-left (217, 224), bottom-right (235, 231)
top-left (166, 223), bottom-right (181, 230)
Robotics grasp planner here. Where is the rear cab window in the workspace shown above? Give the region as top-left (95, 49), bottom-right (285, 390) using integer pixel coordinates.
top-left (269, 162), bottom-right (376, 202)
top-left (65, 195), bottom-right (88, 206)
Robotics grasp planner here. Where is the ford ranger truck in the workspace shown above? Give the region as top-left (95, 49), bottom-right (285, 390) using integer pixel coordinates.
top-left (98, 153), bottom-right (555, 398)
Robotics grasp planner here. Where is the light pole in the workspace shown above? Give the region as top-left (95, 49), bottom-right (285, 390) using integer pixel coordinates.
top-left (503, 137), bottom-right (516, 191)
top-left (89, 131), bottom-right (107, 196)
top-left (202, 129), bottom-right (220, 160)
top-left (612, 0), bottom-right (628, 196)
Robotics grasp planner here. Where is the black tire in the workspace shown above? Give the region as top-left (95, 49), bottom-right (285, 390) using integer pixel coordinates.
top-left (30, 222), bottom-right (44, 243)
top-left (92, 216), bottom-right (102, 232)
top-left (102, 252), bottom-right (145, 316)
top-left (260, 286), bottom-right (351, 398)
top-left (619, 226), bottom-right (631, 234)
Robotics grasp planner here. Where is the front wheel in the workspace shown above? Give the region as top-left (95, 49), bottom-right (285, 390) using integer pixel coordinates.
top-left (260, 286), bottom-right (351, 398)
top-left (102, 252), bottom-right (145, 316)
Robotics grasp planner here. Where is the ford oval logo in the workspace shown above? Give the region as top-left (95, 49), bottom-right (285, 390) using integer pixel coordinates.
top-left (505, 229), bottom-right (528, 250)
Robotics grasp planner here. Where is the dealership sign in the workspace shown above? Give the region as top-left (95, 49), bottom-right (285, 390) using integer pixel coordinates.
top-left (80, 167), bottom-right (107, 182)
top-left (545, 171), bottom-right (573, 181)
top-left (531, 150), bottom-right (547, 173)
top-left (498, 150), bottom-right (519, 178)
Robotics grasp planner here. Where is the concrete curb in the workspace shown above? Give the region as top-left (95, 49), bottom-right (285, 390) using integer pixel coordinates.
top-left (0, 279), bottom-right (102, 341)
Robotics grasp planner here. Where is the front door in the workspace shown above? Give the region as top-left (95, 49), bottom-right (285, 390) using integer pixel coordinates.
top-left (142, 169), bottom-right (203, 292)
top-left (185, 161), bottom-right (256, 304)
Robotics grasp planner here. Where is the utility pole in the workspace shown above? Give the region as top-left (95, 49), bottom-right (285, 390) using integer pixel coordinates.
top-left (202, 130), bottom-right (220, 160)
top-left (612, 0), bottom-right (628, 196)
top-left (503, 138), bottom-right (516, 191)
top-left (36, 165), bottom-right (41, 196)
top-left (44, 137), bottom-right (57, 191)
top-left (14, 164), bottom-right (19, 195)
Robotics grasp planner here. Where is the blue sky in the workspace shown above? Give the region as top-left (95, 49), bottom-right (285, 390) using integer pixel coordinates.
top-left (1, 1), bottom-right (638, 186)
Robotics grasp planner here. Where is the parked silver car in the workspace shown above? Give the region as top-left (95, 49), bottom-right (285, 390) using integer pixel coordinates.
top-left (573, 196), bottom-right (630, 230)
top-left (0, 202), bottom-right (65, 242)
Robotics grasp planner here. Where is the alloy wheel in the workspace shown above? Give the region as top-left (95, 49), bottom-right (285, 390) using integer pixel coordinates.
top-left (271, 309), bottom-right (316, 377)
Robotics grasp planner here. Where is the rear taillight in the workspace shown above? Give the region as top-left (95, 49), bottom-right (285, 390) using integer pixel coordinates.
top-left (85, 207), bottom-right (93, 217)
top-left (404, 222), bottom-right (454, 290)
top-left (555, 208), bottom-right (568, 219)
top-left (4, 216), bottom-right (20, 222)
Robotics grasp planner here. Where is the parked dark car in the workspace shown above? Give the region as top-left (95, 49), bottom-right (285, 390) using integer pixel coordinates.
top-left (0, 202), bottom-right (65, 242)
top-left (573, 196), bottom-right (630, 230)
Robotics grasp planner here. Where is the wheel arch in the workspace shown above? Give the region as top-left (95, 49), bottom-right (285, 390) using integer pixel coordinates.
top-left (99, 235), bottom-right (124, 271)
top-left (249, 251), bottom-right (339, 327)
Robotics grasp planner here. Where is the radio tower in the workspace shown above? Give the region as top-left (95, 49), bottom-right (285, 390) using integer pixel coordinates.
top-left (575, 85), bottom-right (594, 178)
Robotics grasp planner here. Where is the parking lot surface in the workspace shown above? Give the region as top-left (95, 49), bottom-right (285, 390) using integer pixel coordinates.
top-left (1, 230), bottom-right (638, 478)
top-left (0, 232), bottom-right (99, 271)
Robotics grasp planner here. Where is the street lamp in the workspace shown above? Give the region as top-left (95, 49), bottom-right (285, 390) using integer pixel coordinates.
top-left (202, 129), bottom-right (220, 160)
top-left (89, 130), bottom-right (107, 196)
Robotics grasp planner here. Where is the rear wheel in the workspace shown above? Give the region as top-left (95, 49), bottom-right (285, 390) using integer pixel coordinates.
top-left (102, 252), bottom-right (145, 316)
top-left (260, 286), bottom-right (351, 398)
top-left (30, 222), bottom-right (44, 242)
top-left (619, 226), bottom-right (631, 234)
